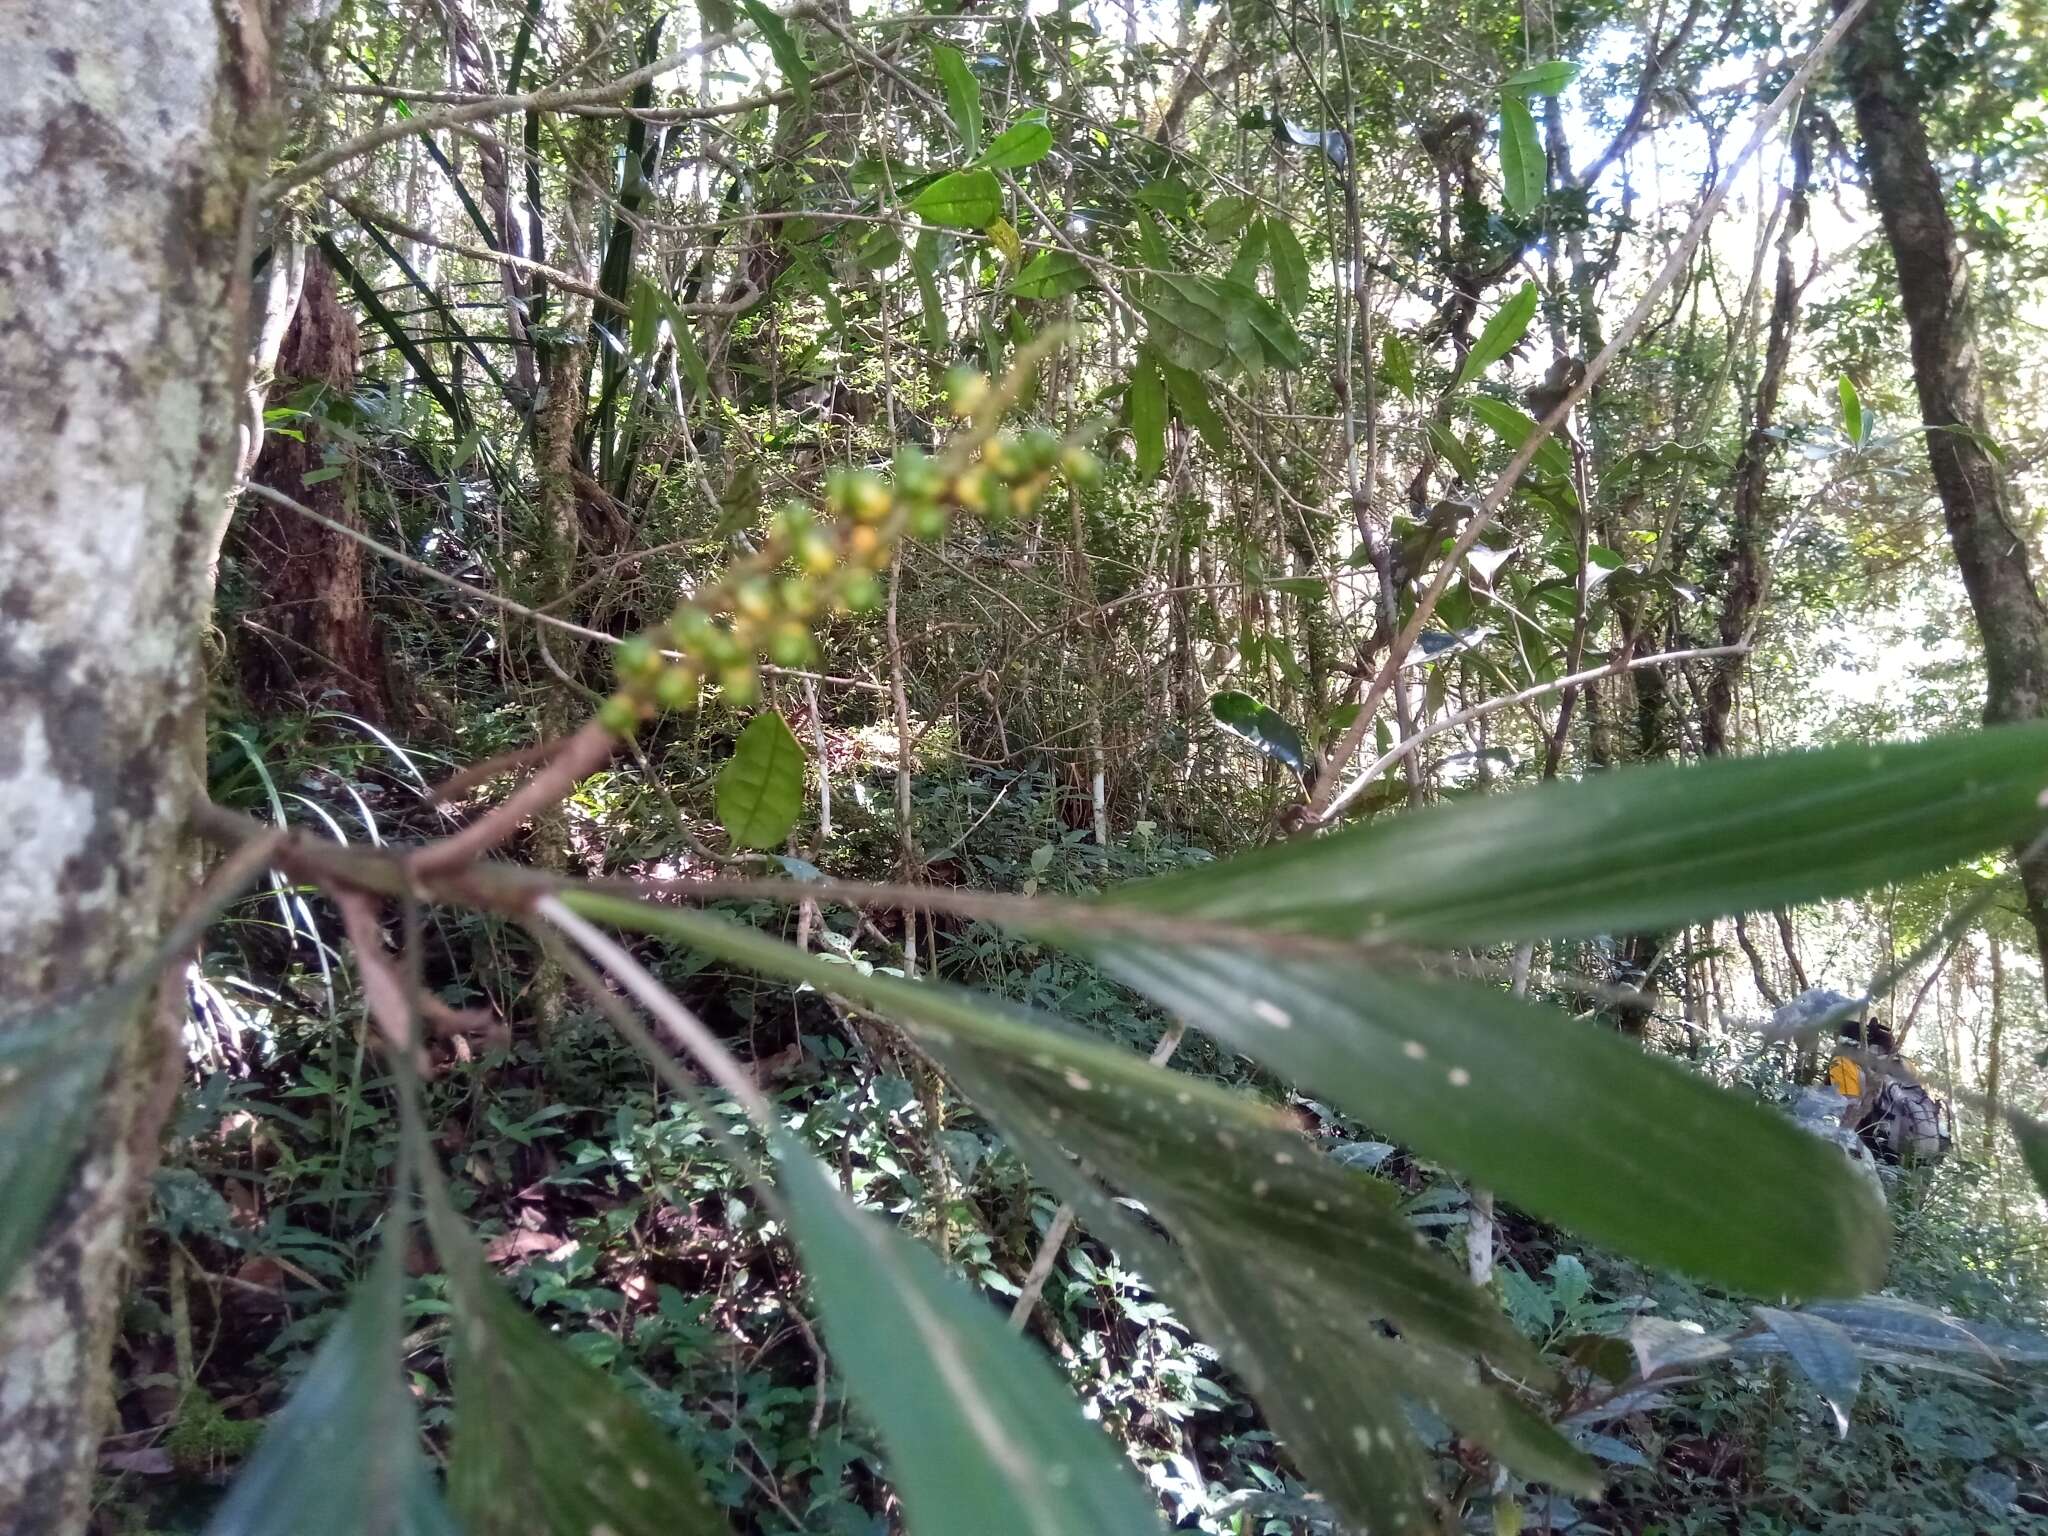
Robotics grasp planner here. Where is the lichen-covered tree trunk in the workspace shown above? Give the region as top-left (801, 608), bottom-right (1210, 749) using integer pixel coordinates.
top-left (1842, 0), bottom-right (2048, 976)
top-left (0, 4), bottom-right (304, 1522)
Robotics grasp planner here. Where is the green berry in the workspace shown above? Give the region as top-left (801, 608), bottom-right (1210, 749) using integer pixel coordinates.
top-left (720, 663), bottom-right (760, 707)
top-left (908, 500), bottom-right (950, 540)
top-left (615, 635), bottom-right (659, 682)
top-left (598, 694), bottom-right (640, 736)
top-left (840, 568), bottom-right (882, 613)
top-left (655, 667), bottom-right (700, 711)
top-left (769, 620), bottom-right (816, 667)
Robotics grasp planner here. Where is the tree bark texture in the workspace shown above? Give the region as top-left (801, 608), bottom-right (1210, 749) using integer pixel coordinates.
top-left (233, 250), bottom-right (387, 720)
top-left (1842, 0), bottom-right (2048, 972)
top-left (0, 3), bottom-right (308, 1524)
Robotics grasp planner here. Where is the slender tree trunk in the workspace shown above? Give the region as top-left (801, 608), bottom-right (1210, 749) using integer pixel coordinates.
top-left (1842, 0), bottom-right (2048, 974)
top-left (234, 251), bottom-right (386, 719)
top-left (1984, 932), bottom-right (2006, 1156)
top-left (0, 1), bottom-right (315, 1520)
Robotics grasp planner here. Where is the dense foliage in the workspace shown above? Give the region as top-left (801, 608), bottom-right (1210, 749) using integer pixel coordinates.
top-left (15, 0), bottom-right (2048, 1531)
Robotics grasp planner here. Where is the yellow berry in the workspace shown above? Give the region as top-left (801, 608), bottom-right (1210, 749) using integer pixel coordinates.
top-left (720, 663), bottom-right (759, 707)
top-left (850, 473), bottom-right (892, 524)
top-left (598, 694), bottom-right (640, 736)
top-left (734, 577), bottom-right (777, 622)
top-left (847, 524), bottom-right (885, 564)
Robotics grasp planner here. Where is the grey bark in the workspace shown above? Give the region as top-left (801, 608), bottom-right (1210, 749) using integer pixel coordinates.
top-left (1841, 0), bottom-right (2048, 974)
top-left (0, 3), bottom-right (319, 1524)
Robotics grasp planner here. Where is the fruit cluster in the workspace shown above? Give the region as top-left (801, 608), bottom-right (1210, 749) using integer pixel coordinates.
top-left (597, 376), bottom-right (1100, 737)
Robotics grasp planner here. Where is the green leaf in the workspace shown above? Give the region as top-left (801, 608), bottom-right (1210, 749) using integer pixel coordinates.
top-left (1011, 250), bottom-right (1095, 300)
top-left (1129, 351), bottom-right (1167, 480)
top-left (445, 1258), bottom-right (730, 1535)
top-left (1380, 332), bottom-right (1417, 398)
top-left (1455, 279), bottom-right (1540, 389)
top-left (1201, 193), bottom-right (1255, 241)
top-left (912, 232), bottom-right (950, 351)
top-left (1133, 210), bottom-right (1173, 268)
top-left (1469, 394), bottom-right (1573, 481)
top-left (0, 989), bottom-right (123, 1297)
top-left (1503, 60), bottom-right (1581, 95)
top-left (1138, 273), bottom-right (1304, 377)
top-left (716, 712), bottom-right (807, 849)
top-left (1838, 373), bottom-right (1872, 447)
top-left (1499, 94), bottom-right (1545, 217)
top-left (927, 42), bottom-right (981, 156)
top-left (1111, 719), bottom-right (2048, 949)
top-left (2010, 1108), bottom-right (2048, 1202)
top-left (1427, 417), bottom-right (1478, 480)
top-left (554, 897), bottom-right (1592, 1536)
top-left (975, 113), bottom-right (1052, 170)
top-left (773, 1132), bottom-right (1166, 1536)
top-left (207, 1252), bottom-right (455, 1536)
top-left (1208, 691), bottom-right (1310, 776)
top-left (1159, 354), bottom-right (1231, 456)
top-left (630, 277), bottom-right (662, 358)
top-left (739, 0), bottom-right (810, 110)
top-left (1264, 217), bottom-right (1311, 315)
top-left (1064, 945), bottom-right (1890, 1298)
top-left (1226, 217), bottom-right (1268, 288)
top-left (910, 168), bottom-right (1003, 229)
top-left (1755, 1305), bottom-right (1861, 1436)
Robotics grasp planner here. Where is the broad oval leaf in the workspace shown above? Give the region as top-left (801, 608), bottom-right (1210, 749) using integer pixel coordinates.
top-left (1469, 394), bottom-right (1574, 481)
top-left (1264, 216), bottom-right (1311, 315)
top-left (0, 988), bottom-right (124, 1297)
top-left (1012, 249), bottom-right (1095, 300)
top-left (927, 41), bottom-right (981, 156)
top-left (1499, 95), bottom-right (1545, 217)
top-left (976, 113), bottom-right (1053, 170)
top-left (909, 168), bottom-right (1002, 229)
top-left (1111, 719), bottom-right (2048, 949)
top-left (208, 1253), bottom-right (455, 1536)
top-left (1159, 353), bottom-right (1231, 456)
top-left (774, 1132), bottom-right (1167, 1536)
top-left (1455, 279), bottom-right (1540, 390)
top-left (1504, 60), bottom-right (1581, 95)
top-left (1754, 1305), bottom-right (1861, 1435)
top-left (1209, 690), bottom-right (1310, 776)
top-left (717, 711), bottom-right (807, 849)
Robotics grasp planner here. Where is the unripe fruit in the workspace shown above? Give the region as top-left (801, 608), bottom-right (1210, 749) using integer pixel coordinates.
top-left (796, 528), bottom-right (838, 576)
top-left (893, 446), bottom-right (941, 500)
top-left (982, 433), bottom-right (1018, 478)
top-left (670, 607), bottom-right (714, 650)
top-left (769, 620), bottom-right (816, 667)
top-left (849, 473), bottom-right (891, 524)
top-left (719, 663), bottom-right (760, 707)
top-left (1060, 445), bottom-right (1103, 485)
top-left (908, 500), bottom-right (949, 540)
top-left (775, 499), bottom-right (814, 539)
top-left (780, 575), bottom-right (821, 617)
top-left (947, 368), bottom-right (990, 417)
top-left (734, 577), bottom-right (777, 623)
top-left (841, 568), bottom-right (881, 612)
top-left (599, 694), bottom-right (640, 736)
top-left (655, 666), bottom-right (700, 711)
top-left (615, 635), bottom-right (660, 682)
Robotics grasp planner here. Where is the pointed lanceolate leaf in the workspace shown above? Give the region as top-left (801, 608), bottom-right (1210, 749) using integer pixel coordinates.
top-left (927, 41), bottom-right (981, 156)
top-left (716, 711), bottom-right (807, 849)
top-left (909, 168), bottom-right (1002, 229)
top-left (1264, 217), bottom-right (1311, 315)
top-left (1500, 94), bottom-right (1545, 216)
top-left (774, 1133), bottom-right (1166, 1536)
top-left (1114, 720), bottom-right (2048, 949)
top-left (1455, 279), bottom-right (1540, 390)
top-left (1159, 354), bottom-right (1231, 456)
top-left (1060, 947), bottom-right (1891, 1298)
top-left (738, 0), bottom-right (810, 110)
top-left (208, 1253), bottom-right (455, 1536)
top-left (0, 987), bottom-right (125, 1297)
top-left (1129, 352), bottom-right (1167, 480)
top-left (443, 1262), bottom-right (731, 1536)
top-left (1209, 690), bottom-right (1310, 776)
top-left (554, 896), bottom-right (1592, 1536)
top-left (1754, 1306), bottom-right (1861, 1435)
